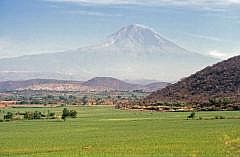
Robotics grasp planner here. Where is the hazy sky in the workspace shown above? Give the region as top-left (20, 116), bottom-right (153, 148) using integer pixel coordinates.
top-left (0, 0), bottom-right (240, 59)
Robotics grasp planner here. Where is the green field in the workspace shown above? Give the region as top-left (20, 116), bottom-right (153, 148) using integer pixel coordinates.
top-left (0, 106), bottom-right (239, 157)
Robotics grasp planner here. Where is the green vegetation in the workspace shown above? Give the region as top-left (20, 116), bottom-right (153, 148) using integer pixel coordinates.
top-left (0, 106), bottom-right (239, 157)
top-left (61, 108), bottom-right (77, 121)
top-left (0, 90), bottom-right (148, 107)
top-left (4, 111), bottom-right (13, 121)
top-left (0, 108), bottom-right (77, 122)
top-left (187, 112), bottom-right (196, 120)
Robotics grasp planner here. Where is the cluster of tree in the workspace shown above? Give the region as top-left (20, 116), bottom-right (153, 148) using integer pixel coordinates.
top-left (3, 112), bottom-right (13, 121)
top-left (23, 111), bottom-right (47, 120)
top-left (0, 110), bottom-right (11, 121)
top-left (0, 110), bottom-right (13, 121)
top-left (0, 110), bottom-right (56, 121)
top-left (0, 108), bottom-right (77, 122)
top-left (193, 98), bottom-right (240, 111)
top-left (208, 98), bottom-right (231, 106)
top-left (61, 108), bottom-right (77, 121)
top-left (118, 95), bottom-right (240, 112)
top-left (115, 99), bottom-right (192, 112)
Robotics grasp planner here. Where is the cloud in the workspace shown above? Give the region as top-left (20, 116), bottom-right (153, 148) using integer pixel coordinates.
top-left (65, 10), bottom-right (122, 16)
top-left (208, 50), bottom-right (239, 59)
top-left (45, 0), bottom-right (240, 6)
top-left (46, 1), bottom-right (123, 17)
top-left (184, 32), bottom-right (223, 42)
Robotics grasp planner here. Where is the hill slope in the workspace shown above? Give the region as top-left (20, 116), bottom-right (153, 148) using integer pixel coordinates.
top-left (0, 77), bottom-right (169, 92)
top-left (0, 79), bottom-right (84, 92)
top-left (82, 77), bottom-right (141, 91)
top-left (146, 55), bottom-right (240, 104)
top-left (142, 82), bottom-right (170, 92)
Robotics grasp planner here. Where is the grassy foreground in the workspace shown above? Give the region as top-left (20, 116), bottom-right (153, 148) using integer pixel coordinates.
top-left (0, 106), bottom-right (239, 157)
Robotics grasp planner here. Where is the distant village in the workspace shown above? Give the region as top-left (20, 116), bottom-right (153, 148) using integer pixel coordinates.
top-left (0, 90), bottom-right (147, 109)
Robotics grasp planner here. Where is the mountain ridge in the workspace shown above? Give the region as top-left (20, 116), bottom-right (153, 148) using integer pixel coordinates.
top-left (0, 24), bottom-right (218, 81)
top-left (0, 77), bottom-right (169, 92)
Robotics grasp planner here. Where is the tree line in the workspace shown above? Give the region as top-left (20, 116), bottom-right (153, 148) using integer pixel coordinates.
top-left (0, 108), bottom-right (77, 122)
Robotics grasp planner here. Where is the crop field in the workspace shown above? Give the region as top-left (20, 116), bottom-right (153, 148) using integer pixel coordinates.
top-left (0, 106), bottom-right (240, 157)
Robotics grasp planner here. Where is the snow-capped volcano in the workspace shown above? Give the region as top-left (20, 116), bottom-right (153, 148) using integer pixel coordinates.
top-left (106, 24), bottom-right (165, 46)
top-left (0, 24), bottom-right (218, 81)
top-left (107, 24), bottom-right (171, 46)
top-left (101, 24), bottom-right (189, 55)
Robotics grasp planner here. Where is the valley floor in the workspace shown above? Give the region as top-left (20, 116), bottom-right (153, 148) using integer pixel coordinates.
top-left (0, 106), bottom-right (240, 157)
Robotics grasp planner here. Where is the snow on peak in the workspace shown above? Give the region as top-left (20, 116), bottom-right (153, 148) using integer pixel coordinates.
top-left (97, 24), bottom-right (191, 55)
top-left (104, 24), bottom-right (171, 48)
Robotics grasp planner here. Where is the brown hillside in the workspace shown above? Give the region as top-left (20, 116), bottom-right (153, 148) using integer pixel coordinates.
top-left (82, 77), bottom-right (141, 91)
top-left (146, 55), bottom-right (240, 103)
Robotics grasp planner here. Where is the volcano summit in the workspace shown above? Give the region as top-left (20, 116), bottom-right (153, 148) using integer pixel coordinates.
top-left (0, 24), bottom-right (217, 81)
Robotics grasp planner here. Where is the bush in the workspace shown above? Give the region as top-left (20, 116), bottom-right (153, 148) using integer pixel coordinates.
top-left (69, 110), bottom-right (77, 118)
top-left (49, 112), bottom-right (55, 117)
top-left (61, 108), bottom-right (69, 121)
top-left (24, 112), bottom-right (34, 120)
top-left (219, 116), bottom-right (225, 119)
top-left (24, 111), bottom-right (45, 120)
top-left (61, 108), bottom-right (77, 121)
top-left (215, 115), bottom-right (225, 119)
top-left (187, 112), bottom-right (196, 120)
top-left (4, 112), bottom-right (13, 120)
top-left (33, 111), bottom-right (42, 119)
